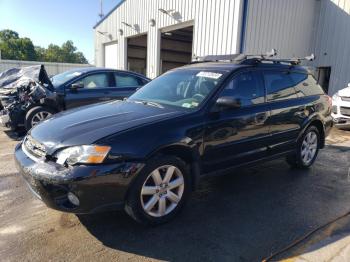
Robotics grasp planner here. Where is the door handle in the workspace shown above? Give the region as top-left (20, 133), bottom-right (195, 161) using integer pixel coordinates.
top-left (99, 97), bottom-right (111, 101)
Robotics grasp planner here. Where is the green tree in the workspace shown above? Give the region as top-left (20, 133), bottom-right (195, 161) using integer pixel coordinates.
top-left (0, 29), bottom-right (36, 60)
top-left (0, 29), bottom-right (88, 64)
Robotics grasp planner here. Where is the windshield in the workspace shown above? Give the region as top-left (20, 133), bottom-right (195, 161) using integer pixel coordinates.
top-left (129, 69), bottom-right (228, 109)
top-left (51, 70), bottom-right (83, 87)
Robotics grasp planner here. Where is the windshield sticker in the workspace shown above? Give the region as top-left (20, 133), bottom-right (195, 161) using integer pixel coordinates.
top-left (182, 103), bottom-right (192, 108)
top-left (196, 71), bottom-right (222, 79)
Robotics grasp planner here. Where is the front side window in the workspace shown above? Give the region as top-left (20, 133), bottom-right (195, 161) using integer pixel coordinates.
top-left (264, 71), bottom-right (298, 101)
top-left (129, 69), bottom-right (228, 109)
top-left (72, 73), bottom-right (109, 89)
top-left (114, 73), bottom-right (143, 87)
top-left (220, 71), bottom-right (265, 107)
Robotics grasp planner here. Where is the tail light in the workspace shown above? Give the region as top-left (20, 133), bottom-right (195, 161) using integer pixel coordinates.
top-left (325, 95), bottom-right (332, 113)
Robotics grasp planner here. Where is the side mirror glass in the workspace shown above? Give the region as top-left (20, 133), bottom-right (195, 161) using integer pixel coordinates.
top-left (215, 96), bottom-right (241, 109)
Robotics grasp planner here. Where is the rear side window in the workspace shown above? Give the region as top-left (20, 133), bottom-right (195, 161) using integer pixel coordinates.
top-left (264, 71), bottom-right (298, 101)
top-left (220, 71), bottom-right (265, 107)
top-left (290, 73), bottom-right (325, 96)
top-left (114, 73), bottom-right (144, 87)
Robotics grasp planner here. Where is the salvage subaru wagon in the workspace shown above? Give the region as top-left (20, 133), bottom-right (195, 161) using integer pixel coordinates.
top-left (15, 53), bottom-right (333, 225)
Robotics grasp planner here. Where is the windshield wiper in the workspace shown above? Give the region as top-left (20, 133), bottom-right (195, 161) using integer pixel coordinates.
top-left (143, 101), bottom-right (164, 108)
top-left (128, 99), bottom-right (164, 108)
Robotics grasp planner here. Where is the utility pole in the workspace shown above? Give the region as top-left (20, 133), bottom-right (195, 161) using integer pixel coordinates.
top-left (98, 0), bottom-right (104, 19)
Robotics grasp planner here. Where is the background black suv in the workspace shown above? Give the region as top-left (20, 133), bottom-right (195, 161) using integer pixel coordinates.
top-left (15, 54), bottom-right (333, 225)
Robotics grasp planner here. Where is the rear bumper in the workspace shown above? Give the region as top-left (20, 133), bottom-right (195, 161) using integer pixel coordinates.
top-left (14, 143), bottom-right (144, 214)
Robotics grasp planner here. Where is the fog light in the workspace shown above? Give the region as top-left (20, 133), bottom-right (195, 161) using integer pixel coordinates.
top-left (67, 192), bottom-right (80, 206)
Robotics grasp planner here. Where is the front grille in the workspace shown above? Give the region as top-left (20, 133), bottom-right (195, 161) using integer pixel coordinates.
top-left (341, 96), bottom-right (350, 102)
top-left (340, 107), bottom-right (350, 117)
top-left (23, 135), bottom-right (46, 159)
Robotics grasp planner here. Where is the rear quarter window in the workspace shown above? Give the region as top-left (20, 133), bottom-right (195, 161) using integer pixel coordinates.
top-left (264, 71), bottom-right (298, 101)
top-left (290, 73), bottom-right (325, 97)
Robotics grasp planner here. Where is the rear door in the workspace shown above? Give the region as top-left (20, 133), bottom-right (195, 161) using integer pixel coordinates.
top-left (109, 72), bottom-right (147, 100)
top-left (263, 70), bottom-right (309, 154)
top-left (64, 72), bottom-right (113, 109)
top-left (202, 70), bottom-right (270, 174)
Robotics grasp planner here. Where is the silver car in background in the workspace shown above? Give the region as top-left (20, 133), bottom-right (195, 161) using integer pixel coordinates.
top-left (332, 83), bottom-right (350, 129)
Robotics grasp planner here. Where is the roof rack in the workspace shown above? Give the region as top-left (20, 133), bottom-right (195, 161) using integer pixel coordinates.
top-left (191, 49), bottom-right (315, 66)
top-left (191, 49), bottom-right (277, 63)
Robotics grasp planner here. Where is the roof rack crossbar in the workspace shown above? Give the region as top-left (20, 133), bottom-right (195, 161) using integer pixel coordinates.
top-left (240, 53), bottom-right (315, 65)
top-left (191, 49), bottom-right (315, 66)
top-left (191, 49), bottom-right (277, 63)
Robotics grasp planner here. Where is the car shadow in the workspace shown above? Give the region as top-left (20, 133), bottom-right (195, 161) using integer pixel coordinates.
top-left (78, 144), bottom-right (350, 262)
top-left (2, 128), bottom-right (26, 141)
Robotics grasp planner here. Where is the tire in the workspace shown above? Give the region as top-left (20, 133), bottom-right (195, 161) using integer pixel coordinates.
top-left (125, 155), bottom-right (191, 225)
top-left (286, 125), bottom-right (320, 169)
top-left (25, 106), bottom-right (56, 131)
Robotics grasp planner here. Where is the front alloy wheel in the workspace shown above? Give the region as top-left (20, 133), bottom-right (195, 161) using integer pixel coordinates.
top-left (140, 165), bottom-right (185, 217)
top-left (125, 155), bottom-right (190, 225)
top-left (31, 111), bottom-right (52, 127)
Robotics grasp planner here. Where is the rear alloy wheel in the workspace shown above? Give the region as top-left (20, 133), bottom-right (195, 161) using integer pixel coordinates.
top-left (125, 156), bottom-right (190, 225)
top-left (25, 106), bottom-right (55, 131)
top-left (286, 125), bottom-right (320, 169)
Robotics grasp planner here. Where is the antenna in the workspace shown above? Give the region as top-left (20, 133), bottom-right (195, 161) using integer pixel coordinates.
top-left (98, 0), bottom-right (104, 19)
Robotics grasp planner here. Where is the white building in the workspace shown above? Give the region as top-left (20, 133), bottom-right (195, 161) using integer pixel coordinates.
top-left (94, 0), bottom-right (350, 95)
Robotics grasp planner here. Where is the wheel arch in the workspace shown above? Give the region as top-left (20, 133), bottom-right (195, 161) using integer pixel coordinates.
top-left (299, 117), bottom-right (326, 148)
top-left (147, 144), bottom-right (201, 191)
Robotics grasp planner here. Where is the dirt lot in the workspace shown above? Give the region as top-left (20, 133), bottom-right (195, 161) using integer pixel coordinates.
top-left (0, 127), bottom-right (350, 262)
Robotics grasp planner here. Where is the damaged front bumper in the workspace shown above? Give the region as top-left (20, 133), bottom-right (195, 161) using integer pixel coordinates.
top-left (14, 142), bottom-right (144, 214)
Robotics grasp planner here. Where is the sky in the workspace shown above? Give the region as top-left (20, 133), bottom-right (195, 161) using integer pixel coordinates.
top-left (0, 0), bottom-right (121, 64)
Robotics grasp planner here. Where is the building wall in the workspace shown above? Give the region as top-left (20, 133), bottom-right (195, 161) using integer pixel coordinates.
top-left (95, 0), bottom-right (350, 94)
top-left (0, 59), bottom-right (93, 76)
top-left (313, 0), bottom-right (350, 95)
top-left (94, 0), bottom-right (243, 78)
top-left (243, 0), bottom-right (319, 58)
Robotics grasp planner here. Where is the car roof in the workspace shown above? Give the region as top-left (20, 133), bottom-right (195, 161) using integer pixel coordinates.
top-left (61, 67), bottom-right (150, 80)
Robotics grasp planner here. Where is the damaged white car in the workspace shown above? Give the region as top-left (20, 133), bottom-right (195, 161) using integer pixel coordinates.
top-left (332, 83), bottom-right (350, 129)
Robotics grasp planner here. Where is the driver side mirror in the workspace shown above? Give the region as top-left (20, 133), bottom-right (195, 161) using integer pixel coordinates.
top-left (215, 96), bottom-right (241, 109)
top-left (70, 82), bottom-right (84, 90)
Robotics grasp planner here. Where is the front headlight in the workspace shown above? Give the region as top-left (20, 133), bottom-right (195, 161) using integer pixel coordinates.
top-left (55, 145), bottom-right (111, 165)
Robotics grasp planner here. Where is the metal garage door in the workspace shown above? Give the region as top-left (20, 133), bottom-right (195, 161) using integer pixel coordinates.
top-left (104, 42), bottom-right (118, 69)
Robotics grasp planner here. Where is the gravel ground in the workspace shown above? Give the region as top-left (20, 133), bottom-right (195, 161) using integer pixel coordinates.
top-left (0, 126), bottom-right (349, 262)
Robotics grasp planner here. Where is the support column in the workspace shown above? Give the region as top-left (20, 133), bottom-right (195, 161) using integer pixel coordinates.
top-left (147, 27), bottom-right (161, 79)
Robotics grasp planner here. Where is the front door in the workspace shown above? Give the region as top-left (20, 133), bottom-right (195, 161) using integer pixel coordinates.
top-left (202, 70), bottom-right (270, 174)
top-left (64, 72), bottom-right (112, 109)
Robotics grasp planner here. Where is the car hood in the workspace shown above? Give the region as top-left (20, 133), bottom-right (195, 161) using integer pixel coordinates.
top-left (338, 87), bottom-right (350, 97)
top-left (29, 101), bottom-right (185, 154)
top-left (0, 65), bottom-right (53, 91)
